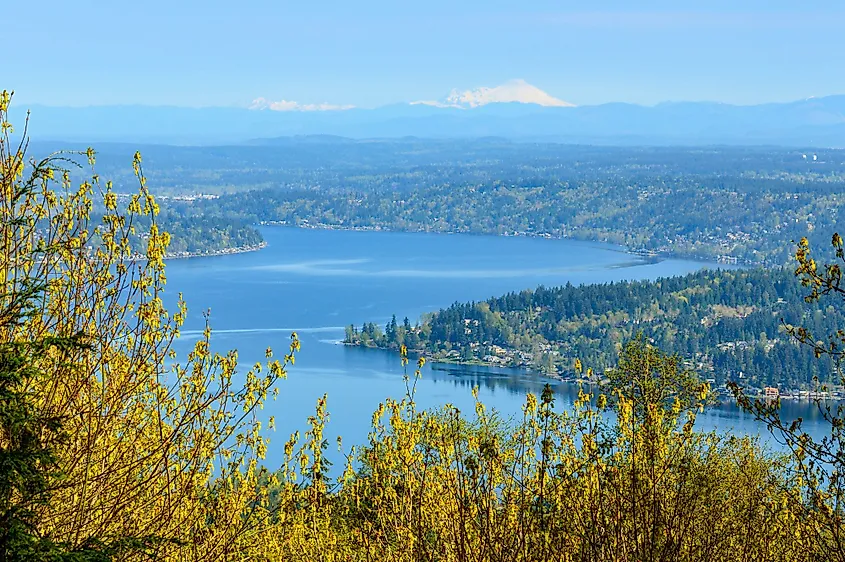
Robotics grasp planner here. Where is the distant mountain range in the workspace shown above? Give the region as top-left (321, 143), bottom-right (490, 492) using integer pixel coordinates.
top-left (10, 82), bottom-right (845, 147)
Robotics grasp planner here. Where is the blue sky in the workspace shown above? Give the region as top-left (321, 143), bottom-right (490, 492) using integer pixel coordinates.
top-left (6, 0), bottom-right (845, 108)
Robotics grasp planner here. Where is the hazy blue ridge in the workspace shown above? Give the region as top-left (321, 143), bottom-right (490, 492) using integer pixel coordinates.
top-left (10, 95), bottom-right (845, 146)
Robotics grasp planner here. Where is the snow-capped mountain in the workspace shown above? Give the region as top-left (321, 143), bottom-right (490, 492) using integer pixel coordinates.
top-left (412, 79), bottom-right (575, 109)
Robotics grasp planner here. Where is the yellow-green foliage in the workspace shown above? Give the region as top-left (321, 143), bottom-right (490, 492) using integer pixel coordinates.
top-left (251, 354), bottom-right (808, 562)
top-left (1, 92), bottom-right (842, 561)
top-left (1, 92), bottom-right (299, 559)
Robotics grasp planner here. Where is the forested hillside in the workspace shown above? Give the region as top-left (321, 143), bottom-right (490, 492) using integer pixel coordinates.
top-left (346, 267), bottom-right (841, 390)
top-left (53, 140), bottom-right (845, 264)
top-left (133, 212), bottom-right (263, 257)
top-left (127, 141), bottom-right (845, 265)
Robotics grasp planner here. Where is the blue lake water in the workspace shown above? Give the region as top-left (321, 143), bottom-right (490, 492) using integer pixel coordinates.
top-left (164, 227), bottom-right (827, 469)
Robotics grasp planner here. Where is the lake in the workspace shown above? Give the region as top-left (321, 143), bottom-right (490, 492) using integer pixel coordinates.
top-left (164, 227), bottom-right (827, 469)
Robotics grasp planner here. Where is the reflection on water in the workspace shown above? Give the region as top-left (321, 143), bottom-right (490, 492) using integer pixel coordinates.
top-left (428, 364), bottom-right (564, 400)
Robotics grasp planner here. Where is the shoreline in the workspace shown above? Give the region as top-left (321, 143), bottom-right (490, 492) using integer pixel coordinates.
top-left (345, 342), bottom-right (842, 403)
top-left (344, 341), bottom-right (555, 377)
top-left (258, 221), bottom-right (754, 267)
top-left (163, 241), bottom-right (268, 261)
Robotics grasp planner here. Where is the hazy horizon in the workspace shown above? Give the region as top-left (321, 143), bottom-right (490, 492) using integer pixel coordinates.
top-left (13, 86), bottom-right (845, 111)
top-left (8, 1), bottom-right (845, 109)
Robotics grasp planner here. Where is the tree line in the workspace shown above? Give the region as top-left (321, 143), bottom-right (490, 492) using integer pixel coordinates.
top-left (346, 267), bottom-right (843, 390)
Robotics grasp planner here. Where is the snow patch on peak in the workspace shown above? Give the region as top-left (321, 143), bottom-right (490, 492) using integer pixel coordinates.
top-left (249, 98), bottom-right (355, 112)
top-left (413, 80), bottom-right (575, 109)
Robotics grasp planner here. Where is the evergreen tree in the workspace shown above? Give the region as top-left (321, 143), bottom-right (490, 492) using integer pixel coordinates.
top-left (386, 315), bottom-right (398, 345)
